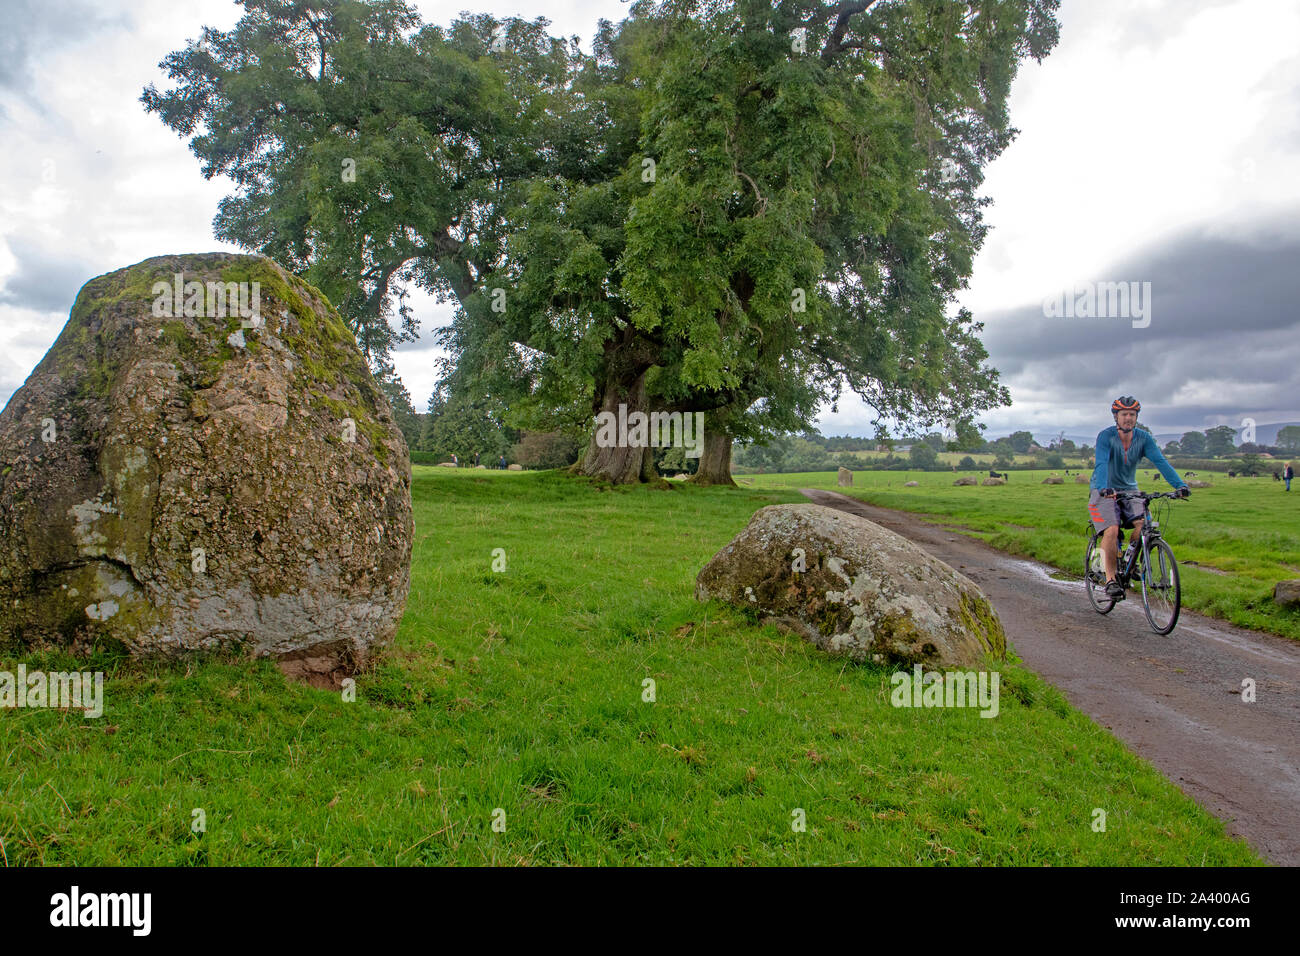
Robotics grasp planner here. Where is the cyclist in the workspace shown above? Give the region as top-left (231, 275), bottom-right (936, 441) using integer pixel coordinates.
top-left (1089, 396), bottom-right (1190, 601)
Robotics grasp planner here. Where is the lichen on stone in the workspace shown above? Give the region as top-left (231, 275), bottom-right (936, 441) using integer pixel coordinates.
top-left (696, 503), bottom-right (1008, 669)
top-left (0, 252), bottom-right (413, 682)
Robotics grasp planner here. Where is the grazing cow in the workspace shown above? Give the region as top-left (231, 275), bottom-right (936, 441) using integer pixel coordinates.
top-left (1227, 471), bottom-right (1237, 478)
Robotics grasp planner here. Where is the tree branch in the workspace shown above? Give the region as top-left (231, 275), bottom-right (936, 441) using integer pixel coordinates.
top-left (818, 0), bottom-right (882, 66)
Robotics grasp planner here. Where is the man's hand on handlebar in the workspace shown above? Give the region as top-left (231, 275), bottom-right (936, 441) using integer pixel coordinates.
top-left (1100, 488), bottom-right (1116, 498)
top-left (1175, 486), bottom-right (1190, 499)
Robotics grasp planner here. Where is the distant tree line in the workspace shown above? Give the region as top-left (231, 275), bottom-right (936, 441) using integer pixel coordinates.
top-left (1163, 424), bottom-right (1296, 458)
top-left (731, 427), bottom-right (1095, 475)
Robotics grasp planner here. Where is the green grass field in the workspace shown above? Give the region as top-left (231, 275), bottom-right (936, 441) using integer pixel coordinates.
top-left (745, 469), bottom-right (1300, 641)
top-left (0, 468), bottom-right (1264, 865)
top-left (827, 448), bottom-right (1093, 468)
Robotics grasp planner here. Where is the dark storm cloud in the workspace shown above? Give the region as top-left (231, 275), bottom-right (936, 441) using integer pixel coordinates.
top-left (976, 216), bottom-right (1300, 428)
top-left (0, 238), bottom-right (97, 312)
top-left (0, 0), bottom-right (128, 98)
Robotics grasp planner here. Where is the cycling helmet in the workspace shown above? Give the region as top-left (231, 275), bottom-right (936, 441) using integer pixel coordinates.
top-left (1111, 396), bottom-right (1140, 414)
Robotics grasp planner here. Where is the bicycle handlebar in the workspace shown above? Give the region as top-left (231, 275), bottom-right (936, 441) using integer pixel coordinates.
top-left (1113, 490), bottom-right (1182, 500)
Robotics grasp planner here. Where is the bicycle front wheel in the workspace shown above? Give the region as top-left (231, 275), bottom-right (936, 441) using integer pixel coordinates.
top-left (1085, 533), bottom-right (1116, 614)
top-left (1140, 537), bottom-right (1181, 634)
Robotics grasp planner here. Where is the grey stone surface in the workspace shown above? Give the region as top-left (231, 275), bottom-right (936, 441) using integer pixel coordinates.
top-left (695, 503), bottom-right (1005, 668)
top-left (1274, 580), bottom-right (1300, 608)
top-left (0, 253), bottom-right (412, 681)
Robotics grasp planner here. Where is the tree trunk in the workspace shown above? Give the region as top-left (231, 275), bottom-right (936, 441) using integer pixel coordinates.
top-left (579, 367), bottom-right (653, 484)
top-left (689, 426), bottom-right (736, 487)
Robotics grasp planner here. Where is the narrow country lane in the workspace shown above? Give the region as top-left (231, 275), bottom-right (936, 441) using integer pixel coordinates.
top-left (800, 488), bottom-right (1300, 866)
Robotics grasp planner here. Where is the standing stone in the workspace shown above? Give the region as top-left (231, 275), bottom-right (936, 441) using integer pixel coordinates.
top-left (0, 253), bottom-right (413, 683)
top-left (837, 466), bottom-right (853, 487)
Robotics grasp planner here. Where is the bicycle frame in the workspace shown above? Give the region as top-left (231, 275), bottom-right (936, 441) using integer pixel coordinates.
top-left (1112, 492), bottom-right (1159, 587)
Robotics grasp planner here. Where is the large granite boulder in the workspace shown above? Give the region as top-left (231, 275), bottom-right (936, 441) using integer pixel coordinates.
top-left (837, 467), bottom-right (852, 487)
top-left (0, 253), bottom-right (413, 682)
top-left (695, 504), bottom-right (1005, 668)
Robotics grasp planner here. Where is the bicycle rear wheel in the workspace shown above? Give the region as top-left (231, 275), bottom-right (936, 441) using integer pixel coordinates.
top-left (1085, 533), bottom-right (1116, 614)
top-left (1140, 537), bottom-right (1181, 634)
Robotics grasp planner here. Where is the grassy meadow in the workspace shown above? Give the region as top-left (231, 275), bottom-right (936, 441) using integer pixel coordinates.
top-left (825, 448), bottom-right (1093, 468)
top-left (745, 469), bottom-right (1300, 641)
top-left (0, 468), bottom-right (1265, 865)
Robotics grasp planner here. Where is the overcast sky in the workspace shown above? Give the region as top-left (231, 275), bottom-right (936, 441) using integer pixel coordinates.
top-left (2, 0), bottom-right (1298, 441)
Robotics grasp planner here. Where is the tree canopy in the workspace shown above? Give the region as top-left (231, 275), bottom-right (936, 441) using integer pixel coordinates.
top-left (144, 0), bottom-right (1061, 482)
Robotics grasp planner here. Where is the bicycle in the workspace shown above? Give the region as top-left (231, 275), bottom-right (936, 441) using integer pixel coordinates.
top-left (1083, 491), bottom-right (1184, 634)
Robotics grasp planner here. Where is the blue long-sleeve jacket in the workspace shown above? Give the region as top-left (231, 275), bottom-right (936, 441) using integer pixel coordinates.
top-left (1090, 425), bottom-right (1186, 491)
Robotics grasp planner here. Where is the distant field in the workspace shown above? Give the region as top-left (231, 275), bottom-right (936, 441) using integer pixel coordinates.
top-left (744, 469), bottom-right (1300, 641)
top-left (0, 469), bottom-right (1261, 865)
top-left (829, 449), bottom-right (1093, 468)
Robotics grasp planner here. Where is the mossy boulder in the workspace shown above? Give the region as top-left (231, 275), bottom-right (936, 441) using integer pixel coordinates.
top-left (695, 504), bottom-right (1005, 668)
top-left (1273, 580), bottom-right (1300, 608)
top-left (0, 253), bottom-right (412, 682)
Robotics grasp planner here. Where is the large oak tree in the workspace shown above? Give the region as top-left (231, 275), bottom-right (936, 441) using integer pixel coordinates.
top-left (145, 0), bottom-right (1059, 483)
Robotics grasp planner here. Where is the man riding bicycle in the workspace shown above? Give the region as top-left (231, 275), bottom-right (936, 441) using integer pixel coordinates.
top-left (1089, 396), bottom-right (1190, 601)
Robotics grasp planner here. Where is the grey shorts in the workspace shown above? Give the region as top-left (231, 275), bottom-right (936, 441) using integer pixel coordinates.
top-left (1088, 490), bottom-right (1143, 533)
